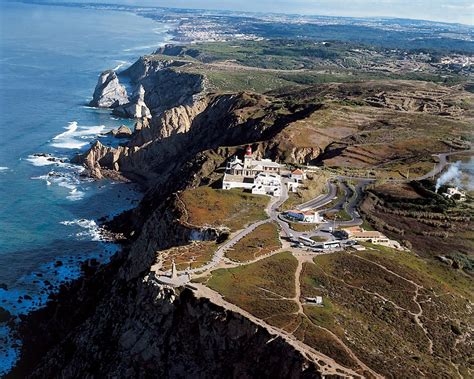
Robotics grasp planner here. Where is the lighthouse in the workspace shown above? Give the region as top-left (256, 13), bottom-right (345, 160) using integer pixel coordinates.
top-left (243, 145), bottom-right (253, 171)
top-left (245, 145), bottom-right (252, 156)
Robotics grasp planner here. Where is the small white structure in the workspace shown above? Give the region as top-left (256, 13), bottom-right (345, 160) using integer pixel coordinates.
top-left (287, 179), bottom-right (300, 193)
top-left (305, 296), bottom-right (323, 305)
top-left (442, 187), bottom-right (466, 201)
top-left (222, 146), bottom-right (282, 197)
top-left (287, 168), bottom-right (307, 193)
top-left (152, 260), bottom-right (190, 288)
top-left (290, 169), bottom-right (306, 181)
top-left (286, 209), bottom-right (322, 223)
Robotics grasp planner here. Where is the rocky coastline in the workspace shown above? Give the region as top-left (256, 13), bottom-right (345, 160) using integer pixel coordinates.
top-left (8, 52), bottom-right (331, 378)
top-left (10, 42), bottom-right (474, 376)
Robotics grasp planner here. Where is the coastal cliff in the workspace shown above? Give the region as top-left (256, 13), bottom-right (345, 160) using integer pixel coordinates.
top-left (13, 48), bottom-right (474, 377)
top-left (9, 194), bottom-right (325, 378)
top-left (9, 53), bottom-right (336, 378)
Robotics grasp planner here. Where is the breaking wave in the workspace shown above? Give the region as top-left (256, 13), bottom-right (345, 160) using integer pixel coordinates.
top-left (60, 219), bottom-right (104, 241)
top-left (51, 121), bottom-right (107, 149)
top-left (26, 154), bottom-right (72, 168)
top-left (32, 169), bottom-right (88, 202)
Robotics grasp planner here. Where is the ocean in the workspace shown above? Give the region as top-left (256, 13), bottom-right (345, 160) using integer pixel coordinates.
top-left (0, 1), bottom-right (172, 374)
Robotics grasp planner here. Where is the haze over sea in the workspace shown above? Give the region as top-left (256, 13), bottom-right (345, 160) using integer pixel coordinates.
top-left (0, 1), bottom-right (171, 373)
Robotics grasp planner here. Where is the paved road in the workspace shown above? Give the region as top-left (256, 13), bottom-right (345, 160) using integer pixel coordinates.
top-left (297, 181), bottom-right (337, 211)
top-left (417, 149), bottom-right (473, 181)
top-left (171, 147), bottom-right (473, 276)
top-left (181, 188), bottom-right (286, 275)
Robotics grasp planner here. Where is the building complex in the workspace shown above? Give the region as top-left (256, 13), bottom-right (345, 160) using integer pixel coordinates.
top-left (222, 146), bottom-right (282, 196)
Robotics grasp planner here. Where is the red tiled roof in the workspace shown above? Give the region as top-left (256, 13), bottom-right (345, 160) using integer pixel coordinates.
top-left (292, 169), bottom-right (304, 175)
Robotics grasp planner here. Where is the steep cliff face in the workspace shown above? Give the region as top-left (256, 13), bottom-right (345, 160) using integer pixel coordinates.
top-left (76, 88), bottom-right (320, 185)
top-left (10, 58), bottom-right (336, 377)
top-left (16, 279), bottom-right (322, 378)
top-left (89, 70), bottom-right (129, 108)
top-left (10, 197), bottom-right (324, 378)
top-left (122, 56), bottom-right (206, 113)
top-left (113, 85), bottom-right (152, 119)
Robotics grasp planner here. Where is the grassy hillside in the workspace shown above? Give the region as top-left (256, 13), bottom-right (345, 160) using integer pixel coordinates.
top-left (152, 39), bottom-right (471, 94)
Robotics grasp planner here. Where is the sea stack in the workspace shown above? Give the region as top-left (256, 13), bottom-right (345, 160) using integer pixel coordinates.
top-left (89, 70), bottom-right (129, 108)
top-left (113, 84), bottom-right (152, 119)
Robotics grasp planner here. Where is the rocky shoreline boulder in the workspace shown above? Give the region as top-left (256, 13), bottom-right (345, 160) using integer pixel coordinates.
top-left (89, 70), bottom-right (128, 108)
top-left (106, 125), bottom-right (132, 138)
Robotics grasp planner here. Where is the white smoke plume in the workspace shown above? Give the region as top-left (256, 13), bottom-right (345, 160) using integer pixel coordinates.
top-left (435, 161), bottom-right (462, 193)
top-left (464, 157), bottom-right (474, 191)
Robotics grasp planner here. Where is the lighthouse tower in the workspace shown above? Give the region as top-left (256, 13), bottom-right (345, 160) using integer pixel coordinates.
top-left (243, 145), bottom-right (253, 170)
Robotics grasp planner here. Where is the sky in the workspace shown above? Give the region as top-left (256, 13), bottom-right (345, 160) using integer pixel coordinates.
top-left (78, 0), bottom-right (473, 25)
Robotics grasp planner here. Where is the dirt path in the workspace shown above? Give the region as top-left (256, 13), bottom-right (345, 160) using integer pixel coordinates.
top-left (292, 252), bottom-right (383, 378)
top-left (293, 256), bottom-right (304, 314)
top-left (192, 282), bottom-right (364, 379)
top-left (352, 254), bottom-right (434, 355)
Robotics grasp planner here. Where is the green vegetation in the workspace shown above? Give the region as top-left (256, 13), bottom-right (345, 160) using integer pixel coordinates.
top-left (310, 236), bottom-right (328, 242)
top-left (207, 252), bottom-right (298, 322)
top-left (288, 222), bottom-right (317, 232)
top-left (298, 250), bottom-right (472, 377)
top-left (155, 39), bottom-right (470, 94)
top-left (179, 187), bottom-right (268, 231)
top-left (323, 209), bottom-right (352, 222)
top-left (360, 182), bottom-right (474, 271)
top-left (360, 243), bottom-right (473, 300)
top-left (226, 222), bottom-right (281, 262)
top-left (160, 241), bottom-right (219, 270)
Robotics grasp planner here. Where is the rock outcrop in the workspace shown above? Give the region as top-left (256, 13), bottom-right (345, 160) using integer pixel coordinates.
top-left (106, 125), bottom-right (133, 138)
top-left (122, 57), bottom-right (206, 113)
top-left (73, 140), bottom-right (128, 179)
top-left (89, 70), bottom-right (128, 108)
top-left (113, 85), bottom-right (152, 119)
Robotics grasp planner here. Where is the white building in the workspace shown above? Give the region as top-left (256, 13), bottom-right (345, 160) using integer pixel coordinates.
top-left (225, 145), bottom-right (281, 177)
top-left (442, 187), bottom-right (466, 201)
top-left (290, 169), bottom-right (306, 181)
top-left (305, 296), bottom-right (323, 305)
top-left (286, 168), bottom-right (306, 192)
top-left (286, 209), bottom-right (322, 223)
top-left (222, 146), bottom-right (282, 197)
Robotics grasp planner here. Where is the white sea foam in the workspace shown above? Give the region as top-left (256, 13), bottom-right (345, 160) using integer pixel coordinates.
top-left (32, 170), bottom-right (85, 201)
top-left (66, 188), bottom-right (85, 201)
top-left (60, 219), bottom-right (103, 241)
top-left (112, 60), bottom-right (128, 71)
top-left (123, 44), bottom-right (159, 52)
top-left (26, 154), bottom-right (70, 167)
top-left (51, 121), bottom-right (107, 149)
top-left (0, 166), bottom-right (9, 171)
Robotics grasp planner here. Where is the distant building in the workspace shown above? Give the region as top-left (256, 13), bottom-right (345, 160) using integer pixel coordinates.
top-left (286, 209), bottom-right (322, 223)
top-left (344, 227), bottom-right (389, 244)
top-left (222, 146), bottom-right (282, 197)
top-left (442, 187), bottom-right (466, 201)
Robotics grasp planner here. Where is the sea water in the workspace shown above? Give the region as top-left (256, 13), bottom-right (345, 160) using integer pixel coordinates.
top-left (0, 1), bottom-right (172, 373)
